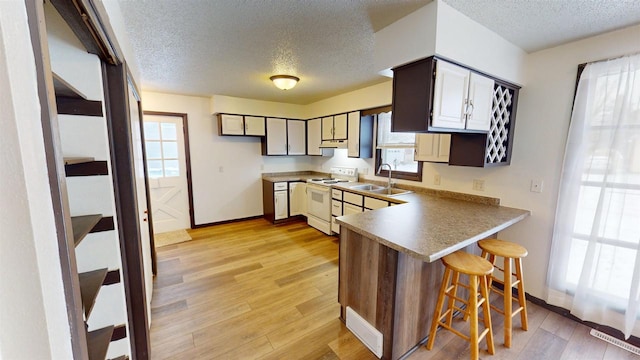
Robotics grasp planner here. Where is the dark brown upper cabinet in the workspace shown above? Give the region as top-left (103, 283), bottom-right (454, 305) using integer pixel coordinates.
top-left (391, 56), bottom-right (520, 167)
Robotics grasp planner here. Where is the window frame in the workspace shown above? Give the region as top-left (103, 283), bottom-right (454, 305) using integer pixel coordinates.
top-left (371, 108), bottom-right (423, 182)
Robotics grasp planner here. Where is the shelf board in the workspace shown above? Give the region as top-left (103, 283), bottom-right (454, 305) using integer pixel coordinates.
top-left (65, 160), bottom-right (109, 177)
top-left (71, 215), bottom-right (102, 247)
top-left (79, 268), bottom-right (108, 319)
top-left (53, 72), bottom-right (87, 99)
top-left (87, 325), bottom-right (114, 360)
top-left (64, 157), bottom-right (95, 165)
top-left (56, 96), bottom-right (104, 117)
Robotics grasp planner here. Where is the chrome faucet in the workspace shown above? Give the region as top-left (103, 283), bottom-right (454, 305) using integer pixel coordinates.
top-left (377, 163), bottom-right (394, 190)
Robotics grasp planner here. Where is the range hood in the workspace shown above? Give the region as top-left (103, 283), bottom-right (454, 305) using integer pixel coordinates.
top-left (319, 140), bottom-right (348, 149)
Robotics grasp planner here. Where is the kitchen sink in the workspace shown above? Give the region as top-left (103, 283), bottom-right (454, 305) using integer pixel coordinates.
top-left (348, 184), bottom-right (386, 191)
top-left (367, 188), bottom-right (412, 196)
top-left (348, 183), bottom-right (412, 197)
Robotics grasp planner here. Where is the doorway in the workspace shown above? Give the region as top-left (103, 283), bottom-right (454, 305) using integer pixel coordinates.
top-left (142, 111), bottom-right (194, 237)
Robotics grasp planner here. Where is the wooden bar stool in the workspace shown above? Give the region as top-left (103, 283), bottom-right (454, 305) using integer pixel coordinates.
top-left (427, 251), bottom-right (495, 360)
top-left (478, 239), bottom-right (528, 348)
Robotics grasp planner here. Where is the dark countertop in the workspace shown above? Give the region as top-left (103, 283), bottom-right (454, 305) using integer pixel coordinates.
top-left (334, 184), bottom-right (530, 263)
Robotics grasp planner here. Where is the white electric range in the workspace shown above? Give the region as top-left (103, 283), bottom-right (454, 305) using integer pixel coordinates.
top-left (306, 167), bottom-right (358, 235)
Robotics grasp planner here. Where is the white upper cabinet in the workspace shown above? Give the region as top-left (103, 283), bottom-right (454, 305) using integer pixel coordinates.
top-left (265, 118), bottom-right (287, 155)
top-left (465, 73), bottom-right (495, 131)
top-left (333, 113), bottom-right (348, 139)
top-left (322, 117), bottom-right (334, 140)
top-left (219, 114), bottom-right (265, 136)
top-left (431, 60), bottom-right (494, 132)
top-left (432, 62), bottom-right (469, 130)
top-left (415, 133), bottom-right (450, 163)
top-left (322, 114), bottom-right (348, 140)
top-left (307, 118), bottom-right (323, 155)
top-left (220, 114), bottom-right (245, 135)
top-left (287, 119), bottom-right (306, 155)
top-left (347, 112), bottom-right (360, 157)
top-left (244, 116), bottom-right (266, 136)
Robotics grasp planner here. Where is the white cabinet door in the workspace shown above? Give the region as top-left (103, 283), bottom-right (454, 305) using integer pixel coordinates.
top-left (437, 134), bottom-right (451, 162)
top-left (274, 190), bottom-right (288, 220)
top-left (244, 116), bottom-right (266, 136)
top-left (289, 182), bottom-right (305, 216)
top-left (307, 118), bottom-right (322, 155)
top-left (322, 116), bottom-right (334, 140)
top-left (415, 134), bottom-right (438, 162)
top-left (333, 113), bottom-right (348, 139)
top-left (266, 118), bottom-right (287, 155)
top-left (364, 196), bottom-right (389, 210)
top-left (415, 134), bottom-right (450, 163)
top-left (343, 203), bottom-right (363, 215)
top-left (347, 111), bottom-right (360, 157)
top-left (220, 114), bottom-right (245, 135)
top-left (465, 73), bottom-right (494, 131)
top-left (287, 119), bottom-right (306, 155)
top-left (432, 61), bottom-right (469, 130)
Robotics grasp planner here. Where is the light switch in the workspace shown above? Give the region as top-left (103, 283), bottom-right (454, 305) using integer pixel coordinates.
top-left (530, 179), bottom-right (543, 193)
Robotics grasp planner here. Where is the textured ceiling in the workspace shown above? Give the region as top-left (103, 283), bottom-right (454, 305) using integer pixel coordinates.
top-left (117, 0), bottom-right (640, 105)
top-left (117, 0), bottom-right (431, 104)
top-left (444, 0), bottom-right (640, 53)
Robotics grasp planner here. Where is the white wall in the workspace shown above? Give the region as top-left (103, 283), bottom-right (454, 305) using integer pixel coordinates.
top-left (373, 1), bottom-right (437, 75)
top-left (374, 0), bottom-right (525, 85)
top-left (434, 0), bottom-right (526, 84)
top-left (141, 92), bottom-right (314, 225)
top-left (0, 1), bottom-right (72, 358)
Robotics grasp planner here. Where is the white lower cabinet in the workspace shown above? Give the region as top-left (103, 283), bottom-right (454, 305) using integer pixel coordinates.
top-left (274, 182), bottom-right (288, 220)
top-left (289, 182), bottom-right (305, 216)
top-left (343, 202), bottom-right (364, 215)
top-left (364, 196), bottom-right (389, 210)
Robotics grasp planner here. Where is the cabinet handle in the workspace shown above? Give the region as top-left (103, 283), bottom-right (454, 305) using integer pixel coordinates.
top-left (468, 100), bottom-right (474, 117)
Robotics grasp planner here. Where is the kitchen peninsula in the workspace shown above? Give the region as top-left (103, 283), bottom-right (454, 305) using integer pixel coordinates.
top-left (335, 187), bottom-right (530, 359)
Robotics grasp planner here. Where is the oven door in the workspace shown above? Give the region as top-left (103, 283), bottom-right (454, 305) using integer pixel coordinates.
top-left (306, 183), bottom-right (331, 222)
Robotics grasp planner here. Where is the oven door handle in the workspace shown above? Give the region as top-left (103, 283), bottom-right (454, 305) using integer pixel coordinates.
top-left (306, 183), bottom-right (331, 193)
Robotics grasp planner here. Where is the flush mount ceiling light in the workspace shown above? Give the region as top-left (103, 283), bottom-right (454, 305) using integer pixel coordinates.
top-left (270, 75), bottom-right (299, 90)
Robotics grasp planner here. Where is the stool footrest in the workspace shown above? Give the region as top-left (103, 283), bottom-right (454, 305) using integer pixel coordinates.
top-left (434, 322), bottom-right (492, 345)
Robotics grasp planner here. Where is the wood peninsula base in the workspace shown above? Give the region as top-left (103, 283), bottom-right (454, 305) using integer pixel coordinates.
top-left (338, 228), bottom-right (481, 360)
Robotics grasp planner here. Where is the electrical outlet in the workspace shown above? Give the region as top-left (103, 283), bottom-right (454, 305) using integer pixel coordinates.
top-left (530, 179), bottom-right (543, 193)
top-left (473, 179), bottom-right (485, 191)
top-left (434, 174), bottom-right (441, 185)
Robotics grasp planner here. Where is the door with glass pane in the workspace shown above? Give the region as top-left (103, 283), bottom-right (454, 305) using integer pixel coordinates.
top-left (143, 114), bottom-right (190, 233)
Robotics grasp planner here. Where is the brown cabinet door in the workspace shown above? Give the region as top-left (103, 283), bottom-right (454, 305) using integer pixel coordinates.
top-left (391, 57), bottom-right (435, 132)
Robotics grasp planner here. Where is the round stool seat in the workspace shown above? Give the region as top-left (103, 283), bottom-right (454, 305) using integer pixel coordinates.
top-left (442, 251), bottom-right (493, 276)
top-left (478, 239), bottom-right (528, 259)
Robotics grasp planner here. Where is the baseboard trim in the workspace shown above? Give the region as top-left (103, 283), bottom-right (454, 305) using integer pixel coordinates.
top-left (192, 215), bottom-right (264, 229)
top-left (491, 282), bottom-right (640, 348)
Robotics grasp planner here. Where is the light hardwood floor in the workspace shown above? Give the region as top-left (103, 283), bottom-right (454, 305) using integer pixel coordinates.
top-left (149, 218), bottom-right (638, 360)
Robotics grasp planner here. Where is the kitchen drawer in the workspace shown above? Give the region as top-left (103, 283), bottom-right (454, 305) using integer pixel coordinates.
top-left (343, 202), bottom-right (363, 215)
top-left (343, 191), bottom-right (363, 206)
top-left (332, 199), bottom-right (342, 216)
top-left (274, 182), bottom-right (288, 191)
top-left (364, 197), bottom-right (389, 210)
top-left (332, 189), bottom-right (343, 200)
top-left (331, 216), bottom-right (340, 234)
